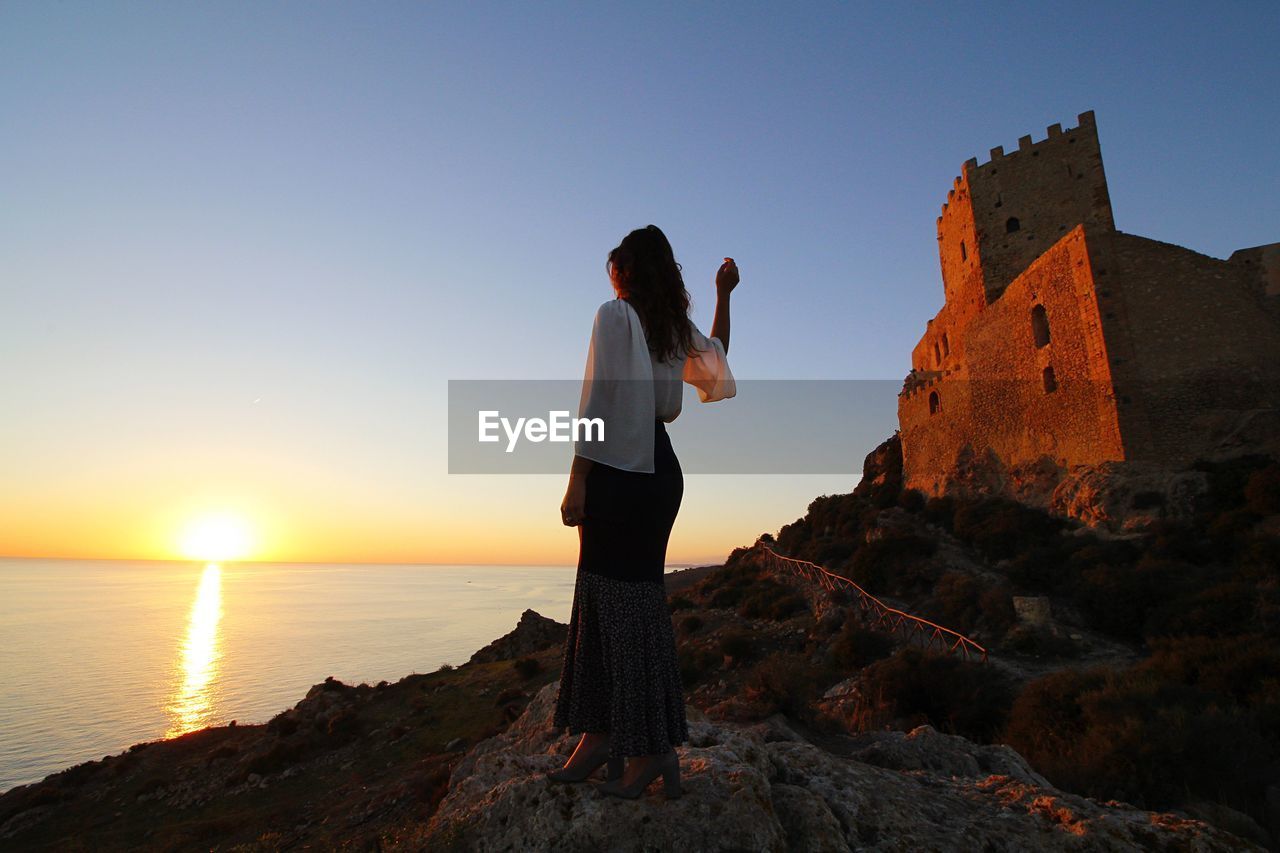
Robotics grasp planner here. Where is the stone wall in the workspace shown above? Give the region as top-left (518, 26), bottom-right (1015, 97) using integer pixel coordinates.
top-left (1094, 232), bottom-right (1280, 464)
top-left (1229, 242), bottom-right (1280, 299)
top-left (900, 227), bottom-right (1123, 495)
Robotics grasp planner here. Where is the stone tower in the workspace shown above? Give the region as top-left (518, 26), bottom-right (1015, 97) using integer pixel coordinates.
top-left (898, 112), bottom-right (1280, 503)
top-left (938, 111), bottom-right (1114, 310)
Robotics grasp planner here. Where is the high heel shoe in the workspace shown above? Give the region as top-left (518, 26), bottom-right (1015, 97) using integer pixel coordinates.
top-left (592, 750), bottom-right (682, 800)
top-left (545, 741), bottom-right (625, 784)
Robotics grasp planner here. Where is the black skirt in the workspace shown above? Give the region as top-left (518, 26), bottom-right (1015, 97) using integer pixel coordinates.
top-left (552, 420), bottom-right (690, 759)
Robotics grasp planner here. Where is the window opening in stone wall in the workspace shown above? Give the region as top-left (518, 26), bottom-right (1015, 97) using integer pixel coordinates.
top-left (960, 240), bottom-right (966, 261)
top-left (941, 334), bottom-right (950, 357)
top-left (929, 391), bottom-right (941, 414)
top-left (1043, 366), bottom-right (1058, 393)
top-left (1031, 304), bottom-right (1050, 347)
top-left (1006, 217), bottom-right (1020, 233)
top-left (933, 342), bottom-right (941, 366)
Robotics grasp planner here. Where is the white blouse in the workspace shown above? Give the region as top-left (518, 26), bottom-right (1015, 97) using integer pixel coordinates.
top-left (575, 298), bottom-right (735, 473)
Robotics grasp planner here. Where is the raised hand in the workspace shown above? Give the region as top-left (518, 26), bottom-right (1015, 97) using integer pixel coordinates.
top-left (716, 258), bottom-right (739, 297)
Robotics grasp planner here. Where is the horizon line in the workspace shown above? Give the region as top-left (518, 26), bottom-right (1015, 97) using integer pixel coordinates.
top-left (0, 554), bottom-right (725, 569)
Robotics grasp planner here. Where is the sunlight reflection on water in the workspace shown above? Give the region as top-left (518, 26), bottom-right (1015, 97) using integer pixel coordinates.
top-left (0, 560), bottom-right (578, 791)
top-left (164, 563), bottom-right (223, 737)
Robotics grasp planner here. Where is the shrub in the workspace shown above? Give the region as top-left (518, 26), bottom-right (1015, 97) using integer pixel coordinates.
top-left (326, 707), bottom-right (360, 739)
top-left (1001, 625), bottom-right (1078, 658)
top-left (1130, 490), bottom-right (1165, 510)
top-left (1002, 667), bottom-right (1108, 788)
top-left (829, 623), bottom-right (894, 670)
top-left (1071, 563), bottom-right (1159, 640)
top-left (1244, 462), bottom-right (1280, 515)
top-left (864, 479), bottom-right (903, 511)
top-left (930, 571), bottom-right (982, 632)
top-left (719, 630), bottom-right (758, 664)
top-left (952, 497), bottom-right (1064, 561)
top-left (776, 492), bottom-right (872, 561)
top-left (855, 648), bottom-right (1012, 742)
top-left (1193, 454), bottom-right (1275, 514)
top-left (677, 644), bottom-right (721, 686)
top-left (702, 554), bottom-right (763, 590)
top-left (512, 657), bottom-right (541, 679)
top-left (702, 556), bottom-right (768, 609)
top-left (669, 595), bottom-right (697, 611)
top-left (266, 711), bottom-right (299, 737)
top-left (1142, 581), bottom-right (1256, 638)
top-left (709, 586), bottom-right (746, 608)
top-left (1237, 533), bottom-right (1280, 582)
top-left (848, 534), bottom-right (936, 593)
top-left (775, 516), bottom-right (812, 556)
top-left (1142, 634), bottom-right (1280, 704)
top-left (1206, 507), bottom-right (1263, 558)
top-left (813, 538), bottom-right (856, 567)
top-left (1004, 636), bottom-right (1280, 824)
top-left (978, 586), bottom-right (1017, 637)
top-left (898, 488), bottom-right (927, 514)
top-left (922, 495), bottom-right (957, 531)
top-left (243, 739), bottom-right (309, 778)
top-left (1145, 518), bottom-right (1213, 565)
top-left (738, 582), bottom-right (808, 621)
top-left (679, 614), bottom-right (704, 636)
top-left (410, 753), bottom-right (456, 819)
top-left (743, 651), bottom-right (838, 723)
top-left (1003, 542), bottom-right (1068, 592)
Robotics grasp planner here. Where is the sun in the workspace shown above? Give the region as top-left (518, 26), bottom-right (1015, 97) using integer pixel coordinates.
top-left (178, 513), bottom-right (255, 562)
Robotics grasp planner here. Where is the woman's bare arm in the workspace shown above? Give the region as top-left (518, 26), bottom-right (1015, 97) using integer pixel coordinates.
top-left (561, 455), bottom-right (593, 526)
top-left (710, 292), bottom-right (731, 353)
top-left (569, 454), bottom-right (593, 480)
top-left (711, 258), bottom-right (738, 352)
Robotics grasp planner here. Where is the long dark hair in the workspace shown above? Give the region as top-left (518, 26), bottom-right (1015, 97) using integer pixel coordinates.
top-left (606, 225), bottom-right (697, 363)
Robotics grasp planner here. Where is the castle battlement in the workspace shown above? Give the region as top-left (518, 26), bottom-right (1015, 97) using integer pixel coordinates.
top-left (974, 110), bottom-right (1095, 170)
top-left (939, 112), bottom-right (1098, 218)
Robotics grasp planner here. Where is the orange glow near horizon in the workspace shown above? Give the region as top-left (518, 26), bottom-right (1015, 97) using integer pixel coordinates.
top-left (165, 563), bottom-right (224, 737)
top-left (0, 476), bottom-right (837, 567)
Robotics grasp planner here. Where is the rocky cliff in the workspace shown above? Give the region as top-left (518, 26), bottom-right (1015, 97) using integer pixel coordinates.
top-left (422, 680), bottom-right (1256, 852)
top-left (468, 608), bottom-right (568, 665)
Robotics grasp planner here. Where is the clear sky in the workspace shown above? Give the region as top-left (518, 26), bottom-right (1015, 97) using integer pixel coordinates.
top-left (2, 2), bottom-right (1277, 564)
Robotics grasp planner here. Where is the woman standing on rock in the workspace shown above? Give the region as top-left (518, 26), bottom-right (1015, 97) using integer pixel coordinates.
top-left (548, 224), bottom-right (738, 799)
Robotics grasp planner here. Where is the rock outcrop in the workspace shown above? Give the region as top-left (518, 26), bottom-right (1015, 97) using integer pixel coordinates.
top-left (468, 608), bottom-right (568, 665)
top-left (853, 433), bottom-right (903, 499)
top-left (1051, 462), bottom-right (1208, 532)
top-left (914, 443), bottom-right (1218, 533)
top-left (424, 682), bottom-right (1259, 852)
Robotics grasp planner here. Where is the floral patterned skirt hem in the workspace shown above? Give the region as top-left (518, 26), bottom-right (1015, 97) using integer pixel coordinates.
top-left (551, 569), bottom-right (689, 760)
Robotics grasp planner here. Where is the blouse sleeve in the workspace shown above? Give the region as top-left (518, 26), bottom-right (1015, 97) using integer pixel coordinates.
top-left (574, 300), bottom-right (657, 473)
top-left (683, 322), bottom-right (736, 403)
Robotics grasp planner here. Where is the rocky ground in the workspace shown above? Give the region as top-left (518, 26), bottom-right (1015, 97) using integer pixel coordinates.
top-left (419, 681), bottom-right (1258, 852)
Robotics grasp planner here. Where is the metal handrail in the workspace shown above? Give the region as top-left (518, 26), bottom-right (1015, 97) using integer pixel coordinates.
top-left (752, 541), bottom-right (988, 663)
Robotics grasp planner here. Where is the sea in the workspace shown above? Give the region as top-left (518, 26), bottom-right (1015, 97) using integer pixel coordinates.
top-left (0, 558), bottom-right (593, 793)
